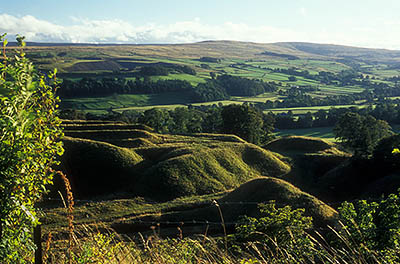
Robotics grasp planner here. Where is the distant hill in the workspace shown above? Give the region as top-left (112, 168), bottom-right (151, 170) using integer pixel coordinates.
top-left (277, 42), bottom-right (400, 63)
top-left (23, 40), bottom-right (400, 74)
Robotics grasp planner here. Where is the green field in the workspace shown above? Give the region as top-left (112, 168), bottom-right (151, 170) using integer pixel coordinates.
top-left (151, 73), bottom-right (207, 85)
top-left (275, 127), bottom-right (335, 142)
top-left (61, 92), bottom-right (195, 114)
top-left (264, 104), bottom-right (364, 115)
top-left (24, 40), bottom-right (400, 118)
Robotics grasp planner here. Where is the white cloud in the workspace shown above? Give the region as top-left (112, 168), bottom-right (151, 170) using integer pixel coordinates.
top-left (0, 13), bottom-right (399, 49)
top-left (299, 7), bottom-right (307, 17)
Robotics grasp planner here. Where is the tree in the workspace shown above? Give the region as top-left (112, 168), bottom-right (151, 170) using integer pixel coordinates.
top-left (138, 108), bottom-right (172, 133)
top-left (0, 35), bottom-right (63, 262)
top-left (221, 104), bottom-right (264, 144)
top-left (334, 112), bottom-right (392, 157)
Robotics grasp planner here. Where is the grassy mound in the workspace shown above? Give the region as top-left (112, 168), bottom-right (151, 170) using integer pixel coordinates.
top-left (263, 136), bottom-right (350, 200)
top-left (59, 120), bottom-right (290, 200)
top-left (58, 136), bottom-right (143, 197)
top-left (126, 177), bottom-right (338, 234)
top-left (219, 177), bottom-right (337, 226)
top-left (317, 158), bottom-right (400, 202)
top-left (133, 144), bottom-right (290, 200)
top-left (265, 136), bottom-right (341, 154)
top-left (64, 129), bottom-right (160, 142)
top-left (62, 123), bottom-right (154, 132)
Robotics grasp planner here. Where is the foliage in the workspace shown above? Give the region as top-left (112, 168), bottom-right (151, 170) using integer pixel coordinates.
top-left (221, 104), bottom-right (266, 144)
top-left (138, 108), bottom-right (173, 133)
top-left (0, 35), bottom-right (63, 262)
top-left (59, 77), bottom-right (193, 97)
top-left (334, 112), bottom-right (392, 157)
top-left (232, 202), bottom-right (314, 261)
top-left (338, 190), bottom-right (400, 261)
top-left (192, 80), bottom-right (229, 102)
top-left (69, 233), bottom-right (122, 264)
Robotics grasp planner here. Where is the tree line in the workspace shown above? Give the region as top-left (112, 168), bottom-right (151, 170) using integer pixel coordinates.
top-left (58, 74), bottom-right (278, 102)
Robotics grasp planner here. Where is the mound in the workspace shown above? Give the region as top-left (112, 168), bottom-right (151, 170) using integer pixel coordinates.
top-left (132, 177), bottom-right (338, 233)
top-left (64, 129), bottom-right (160, 146)
top-left (317, 158), bottom-right (400, 202)
top-left (265, 136), bottom-right (340, 154)
top-left (62, 123), bottom-right (154, 132)
top-left (263, 136), bottom-right (350, 200)
top-left (218, 177), bottom-right (337, 226)
top-left (59, 120), bottom-right (290, 200)
top-left (58, 136), bottom-right (143, 197)
top-left (132, 143), bottom-right (290, 200)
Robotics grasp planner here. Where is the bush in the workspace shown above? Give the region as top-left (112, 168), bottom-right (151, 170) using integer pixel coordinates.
top-left (232, 202), bottom-right (314, 261)
top-left (0, 35), bottom-right (63, 262)
top-left (338, 191), bottom-right (400, 261)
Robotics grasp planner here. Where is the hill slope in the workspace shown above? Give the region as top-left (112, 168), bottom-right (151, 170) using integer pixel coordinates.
top-left (59, 120), bottom-right (290, 200)
top-left (111, 177), bottom-right (337, 236)
top-left (25, 40), bottom-right (400, 74)
top-left (264, 136), bottom-right (350, 200)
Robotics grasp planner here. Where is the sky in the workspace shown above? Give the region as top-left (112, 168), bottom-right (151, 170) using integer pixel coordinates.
top-left (0, 0), bottom-right (399, 49)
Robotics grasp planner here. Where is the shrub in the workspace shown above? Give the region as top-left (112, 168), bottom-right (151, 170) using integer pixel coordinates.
top-left (338, 190), bottom-right (400, 261)
top-left (232, 202), bottom-right (314, 261)
top-left (0, 34), bottom-right (63, 262)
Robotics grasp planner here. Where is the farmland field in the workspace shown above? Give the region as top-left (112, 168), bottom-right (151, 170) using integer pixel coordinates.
top-left (274, 126), bottom-right (335, 141)
top-left (26, 41), bottom-right (400, 128)
top-left (61, 92), bottom-right (195, 114)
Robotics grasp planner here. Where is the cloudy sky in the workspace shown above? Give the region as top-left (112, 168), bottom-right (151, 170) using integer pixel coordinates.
top-left (1, 0), bottom-right (399, 49)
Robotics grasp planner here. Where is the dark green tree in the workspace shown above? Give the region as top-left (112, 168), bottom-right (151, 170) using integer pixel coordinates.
top-left (170, 107), bottom-right (203, 134)
top-left (138, 108), bottom-right (172, 133)
top-left (221, 104), bottom-right (264, 144)
top-left (334, 112), bottom-right (392, 157)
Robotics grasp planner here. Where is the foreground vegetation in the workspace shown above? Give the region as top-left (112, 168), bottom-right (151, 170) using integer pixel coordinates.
top-left (42, 191), bottom-right (400, 263)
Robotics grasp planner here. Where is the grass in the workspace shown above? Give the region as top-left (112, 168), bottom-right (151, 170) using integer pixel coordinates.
top-left (265, 105), bottom-right (362, 115)
top-left (263, 136), bottom-right (351, 205)
top-left (275, 127), bottom-right (335, 141)
top-left (61, 92), bottom-right (195, 113)
top-left (59, 120), bottom-right (290, 201)
top-left (266, 135), bottom-right (339, 153)
top-left (151, 73), bottom-right (206, 85)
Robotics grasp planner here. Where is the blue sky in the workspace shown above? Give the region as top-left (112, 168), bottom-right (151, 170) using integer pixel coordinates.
top-left (1, 0), bottom-right (399, 49)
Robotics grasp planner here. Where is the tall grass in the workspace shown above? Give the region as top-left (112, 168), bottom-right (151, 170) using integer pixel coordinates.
top-left (40, 174), bottom-right (399, 264)
top-left (42, 224), bottom-right (398, 263)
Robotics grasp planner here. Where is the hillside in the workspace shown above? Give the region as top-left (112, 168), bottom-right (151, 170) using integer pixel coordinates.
top-left (278, 42), bottom-right (400, 63)
top-left (25, 40), bottom-right (400, 65)
top-left (263, 135), bottom-right (400, 203)
top-left (57, 120), bottom-right (290, 200)
top-left (264, 136), bottom-right (351, 199)
top-left (110, 177), bottom-right (337, 237)
top-left (44, 123), bottom-right (400, 241)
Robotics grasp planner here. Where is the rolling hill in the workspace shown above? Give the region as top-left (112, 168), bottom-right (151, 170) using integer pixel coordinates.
top-left (57, 120), bottom-right (290, 200)
top-left (24, 40), bottom-right (400, 74)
